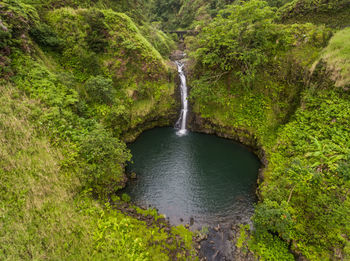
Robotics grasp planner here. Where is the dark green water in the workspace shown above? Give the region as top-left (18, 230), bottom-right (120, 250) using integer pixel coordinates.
top-left (124, 127), bottom-right (260, 228)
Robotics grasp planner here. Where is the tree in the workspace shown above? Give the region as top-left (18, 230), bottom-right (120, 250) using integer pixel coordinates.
top-left (253, 199), bottom-right (294, 241)
top-left (193, 0), bottom-right (291, 88)
top-left (80, 126), bottom-right (131, 197)
top-left (84, 75), bottom-right (116, 104)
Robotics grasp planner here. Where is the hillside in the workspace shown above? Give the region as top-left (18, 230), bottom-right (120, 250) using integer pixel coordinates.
top-left (0, 0), bottom-right (196, 259)
top-left (186, 0), bottom-right (350, 259)
top-left (278, 0), bottom-right (350, 28)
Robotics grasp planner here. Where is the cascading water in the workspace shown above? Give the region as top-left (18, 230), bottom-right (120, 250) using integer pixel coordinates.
top-left (175, 61), bottom-right (188, 136)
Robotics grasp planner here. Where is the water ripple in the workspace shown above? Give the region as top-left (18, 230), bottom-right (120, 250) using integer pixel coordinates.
top-left (124, 127), bottom-right (260, 228)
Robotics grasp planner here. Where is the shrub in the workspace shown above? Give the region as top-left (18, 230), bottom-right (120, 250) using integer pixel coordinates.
top-left (193, 0), bottom-right (292, 88)
top-left (84, 75), bottom-right (116, 104)
top-left (84, 9), bottom-right (109, 52)
top-left (80, 126), bottom-right (131, 197)
top-left (253, 199), bottom-right (294, 241)
top-left (249, 231), bottom-right (295, 260)
top-left (338, 155), bottom-right (350, 182)
top-left (104, 104), bottom-right (130, 136)
top-left (121, 193), bottom-right (131, 202)
top-left (29, 23), bottom-right (63, 50)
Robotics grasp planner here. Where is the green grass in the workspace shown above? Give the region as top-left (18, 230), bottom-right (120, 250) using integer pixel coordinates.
top-left (0, 85), bottom-right (91, 259)
top-left (44, 7), bottom-right (169, 82)
top-left (278, 0), bottom-right (350, 28)
top-left (317, 27), bottom-right (350, 87)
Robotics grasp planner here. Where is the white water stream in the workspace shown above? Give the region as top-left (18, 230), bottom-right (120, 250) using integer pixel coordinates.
top-left (175, 61), bottom-right (188, 136)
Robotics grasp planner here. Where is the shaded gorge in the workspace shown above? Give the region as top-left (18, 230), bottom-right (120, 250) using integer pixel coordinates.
top-left (123, 127), bottom-right (261, 230)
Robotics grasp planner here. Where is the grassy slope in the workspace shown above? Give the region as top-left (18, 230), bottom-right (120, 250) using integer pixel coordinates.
top-left (278, 0), bottom-right (350, 28)
top-left (314, 27), bottom-right (350, 88)
top-left (188, 15), bottom-right (350, 261)
top-left (42, 6), bottom-right (177, 139)
top-left (0, 85), bottom-right (86, 259)
top-left (0, 0), bottom-right (197, 260)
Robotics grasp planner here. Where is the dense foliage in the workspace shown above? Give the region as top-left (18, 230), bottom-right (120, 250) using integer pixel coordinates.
top-left (187, 0), bottom-right (350, 259)
top-left (150, 0), bottom-right (235, 30)
top-left (193, 0), bottom-right (291, 88)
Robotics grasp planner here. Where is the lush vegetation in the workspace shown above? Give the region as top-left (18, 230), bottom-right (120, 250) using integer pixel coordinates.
top-left (150, 0), bottom-right (236, 30)
top-left (1, 0), bottom-right (350, 260)
top-left (0, 83), bottom-right (198, 260)
top-left (0, 0), bottom-right (197, 259)
top-left (186, 0), bottom-right (350, 259)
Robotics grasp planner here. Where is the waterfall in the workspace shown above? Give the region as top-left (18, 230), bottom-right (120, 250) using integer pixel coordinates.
top-left (175, 61), bottom-right (188, 136)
